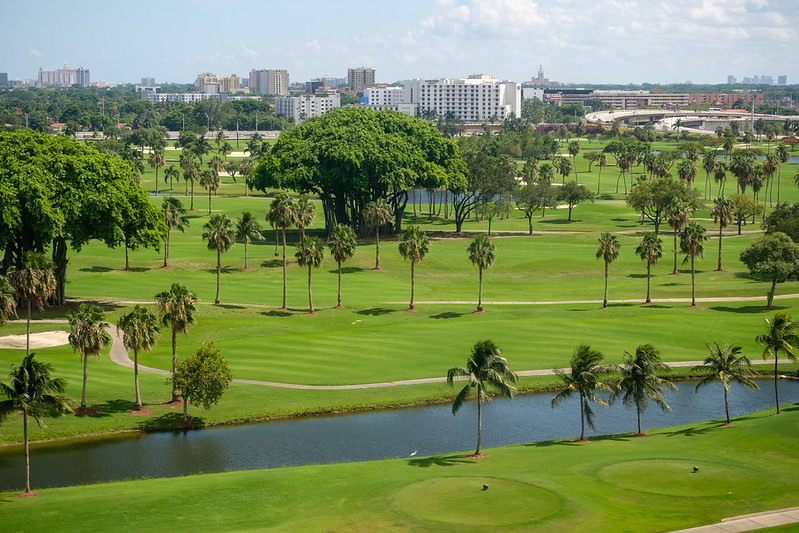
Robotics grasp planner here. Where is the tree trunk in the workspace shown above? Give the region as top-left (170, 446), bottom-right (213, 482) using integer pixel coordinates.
top-left (766, 277), bottom-right (777, 309)
top-left (281, 229), bottom-right (287, 309)
top-left (134, 348), bottom-right (142, 410)
top-left (208, 189), bottom-right (212, 215)
top-left (690, 257), bottom-right (696, 306)
top-left (672, 230), bottom-right (679, 274)
top-left (125, 242), bottom-right (130, 271)
top-left (603, 261), bottom-right (609, 308)
top-left (243, 242), bottom-right (248, 270)
top-left (183, 398), bottom-right (188, 420)
top-left (723, 387), bottom-right (730, 424)
top-left (716, 226), bottom-right (723, 271)
top-left (308, 265), bottom-right (314, 313)
top-left (215, 249), bottom-right (221, 304)
top-left (409, 261), bottom-right (415, 310)
top-left (527, 216), bottom-right (533, 235)
top-left (475, 394), bottom-right (483, 455)
top-left (26, 300), bottom-right (31, 356)
top-left (636, 404), bottom-right (642, 435)
top-left (336, 261), bottom-right (342, 308)
top-left (171, 328), bottom-right (179, 403)
top-left (374, 227), bottom-right (381, 269)
top-left (774, 356), bottom-right (781, 414)
top-left (579, 391), bottom-right (586, 440)
top-left (164, 231), bottom-right (169, 267)
top-left (477, 267), bottom-right (483, 312)
top-left (24, 411), bottom-right (31, 493)
top-left (645, 261), bottom-right (652, 304)
top-left (52, 237), bottom-right (68, 306)
top-left (190, 180), bottom-right (194, 210)
top-left (81, 354), bottom-right (88, 409)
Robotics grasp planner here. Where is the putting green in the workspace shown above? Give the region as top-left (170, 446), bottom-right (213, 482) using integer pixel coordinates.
top-left (598, 459), bottom-right (770, 497)
top-left (393, 476), bottom-right (561, 526)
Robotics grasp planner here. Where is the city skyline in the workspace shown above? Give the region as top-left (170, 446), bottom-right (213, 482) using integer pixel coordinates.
top-left (2, 0), bottom-right (797, 86)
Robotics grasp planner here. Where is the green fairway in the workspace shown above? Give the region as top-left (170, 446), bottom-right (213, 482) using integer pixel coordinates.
top-left (1, 406), bottom-right (798, 532)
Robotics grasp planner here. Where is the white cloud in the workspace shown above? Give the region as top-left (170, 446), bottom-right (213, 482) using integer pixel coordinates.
top-left (28, 48), bottom-right (42, 57)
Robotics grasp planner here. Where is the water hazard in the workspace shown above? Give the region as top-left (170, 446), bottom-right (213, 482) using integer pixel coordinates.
top-left (0, 379), bottom-right (796, 491)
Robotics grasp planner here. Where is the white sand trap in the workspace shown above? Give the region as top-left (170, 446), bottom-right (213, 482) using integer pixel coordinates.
top-left (0, 331), bottom-right (70, 349)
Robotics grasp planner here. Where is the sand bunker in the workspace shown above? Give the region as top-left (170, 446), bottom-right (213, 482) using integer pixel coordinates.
top-left (0, 331), bottom-right (70, 349)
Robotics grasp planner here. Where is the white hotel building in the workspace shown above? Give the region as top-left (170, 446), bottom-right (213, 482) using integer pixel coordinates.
top-left (274, 93), bottom-right (341, 123)
top-left (403, 75), bottom-right (521, 121)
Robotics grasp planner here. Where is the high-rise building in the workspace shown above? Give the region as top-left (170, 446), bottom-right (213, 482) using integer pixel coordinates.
top-left (403, 75), bottom-right (521, 122)
top-left (195, 74), bottom-right (241, 94)
top-left (726, 75), bottom-right (736, 84)
top-left (249, 69), bottom-right (289, 95)
top-left (347, 67), bottom-right (375, 93)
top-left (274, 94), bottom-right (340, 123)
top-left (0, 73), bottom-right (8, 88)
top-left (38, 64), bottom-right (90, 87)
top-left (778, 75), bottom-right (787, 85)
top-left (141, 77), bottom-right (156, 87)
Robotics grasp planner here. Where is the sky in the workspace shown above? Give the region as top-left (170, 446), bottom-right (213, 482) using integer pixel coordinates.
top-left (2, 0), bottom-right (797, 86)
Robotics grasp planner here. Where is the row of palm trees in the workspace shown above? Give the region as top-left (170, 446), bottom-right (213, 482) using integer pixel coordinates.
top-left (448, 311), bottom-right (797, 455)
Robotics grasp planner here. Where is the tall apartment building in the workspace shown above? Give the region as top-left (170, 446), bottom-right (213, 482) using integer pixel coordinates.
top-left (38, 64), bottom-right (90, 87)
top-left (403, 75), bottom-right (521, 122)
top-left (274, 94), bottom-right (340, 123)
top-left (364, 86), bottom-right (405, 106)
top-left (249, 69), bottom-right (289, 95)
top-left (195, 74), bottom-right (241, 94)
top-left (0, 73), bottom-right (8, 88)
top-left (687, 93), bottom-right (764, 107)
top-left (347, 67), bottom-right (375, 93)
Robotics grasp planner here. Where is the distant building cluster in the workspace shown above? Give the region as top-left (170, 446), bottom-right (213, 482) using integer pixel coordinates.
top-left (37, 64), bottom-right (90, 87)
top-left (727, 74), bottom-right (787, 85)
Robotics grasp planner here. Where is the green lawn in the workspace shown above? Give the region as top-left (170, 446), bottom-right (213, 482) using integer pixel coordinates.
top-left (1, 406), bottom-right (798, 532)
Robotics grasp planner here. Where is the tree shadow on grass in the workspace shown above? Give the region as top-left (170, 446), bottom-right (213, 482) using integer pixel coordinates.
top-left (137, 412), bottom-right (207, 431)
top-left (327, 266), bottom-right (367, 275)
top-left (260, 310), bottom-right (292, 317)
top-left (540, 218), bottom-right (580, 225)
top-left (216, 304), bottom-right (246, 310)
top-left (356, 307), bottom-right (397, 316)
top-left (710, 305), bottom-right (778, 314)
top-left (91, 398), bottom-right (139, 415)
top-left (260, 259), bottom-right (283, 268)
top-left (407, 454), bottom-right (478, 468)
top-left (80, 266), bottom-right (113, 273)
top-left (528, 433), bottom-right (630, 447)
top-left (627, 273), bottom-right (648, 279)
top-left (430, 311), bottom-right (467, 319)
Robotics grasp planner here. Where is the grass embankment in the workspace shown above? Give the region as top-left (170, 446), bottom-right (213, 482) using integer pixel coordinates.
top-left (1, 406), bottom-right (798, 532)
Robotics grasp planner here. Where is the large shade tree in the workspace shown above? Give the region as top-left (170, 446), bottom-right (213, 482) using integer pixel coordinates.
top-left (202, 214), bottom-right (236, 304)
top-left (398, 226), bottom-right (430, 311)
top-left (155, 283), bottom-right (198, 403)
top-left (626, 177), bottom-right (702, 236)
top-left (117, 305), bottom-right (160, 410)
top-left (67, 303), bottom-right (111, 410)
top-left (551, 344), bottom-right (612, 441)
top-left (327, 224), bottom-right (357, 308)
top-left (249, 108), bottom-right (466, 236)
top-left (739, 232), bottom-right (799, 308)
top-left (446, 339), bottom-right (518, 456)
top-left (467, 234), bottom-right (495, 313)
top-left (693, 342), bottom-right (758, 425)
top-left (755, 312), bottom-right (798, 415)
top-left (0, 353), bottom-right (71, 494)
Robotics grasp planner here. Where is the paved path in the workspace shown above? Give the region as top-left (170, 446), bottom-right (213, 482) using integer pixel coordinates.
top-left (669, 506), bottom-right (799, 532)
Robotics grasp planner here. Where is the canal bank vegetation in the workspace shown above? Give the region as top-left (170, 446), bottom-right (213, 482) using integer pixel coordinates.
top-left (1, 405), bottom-right (798, 532)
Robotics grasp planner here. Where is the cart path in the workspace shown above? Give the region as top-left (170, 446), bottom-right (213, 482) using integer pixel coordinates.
top-left (669, 506), bottom-right (799, 532)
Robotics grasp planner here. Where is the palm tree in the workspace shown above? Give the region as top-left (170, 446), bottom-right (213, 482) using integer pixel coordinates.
top-left (610, 344), bottom-right (675, 435)
top-left (551, 344), bottom-right (612, 441)
top-left (596, 232), bottom-right (620, 308)
top-left (693, 342), bottom-right (758, 425)
top-left (164, 165), bottom-right (179, 191)
top-left (568, 140), bottom-right (580, 181)
top-left (0, 274), bottom-right (17, 324)
top-left (295, 236), bottom-right (324, 313)
top-left (596, 153), bottom-right (607, 195)
top-left (677, 159), bottom-right (698, 187)
top-left (179, 152), bottom-right (200, 209)
top-left (235, 211), bottom-right (263, 270)
top-left (202, 214), bottom-right (236, 304)
top-left (6, 252), bottom-right (56, 356)
top-left (363, 199), bottom-right (393, 270)
top-left (398, 226), bottom-right (430, 311)
top-left (680, 221), bottom-right (708, 307)
top-left (148, 149), bottom-right (166, 196)
top-left (266, 193), bottom-right (297, 310)
top-left (635, 232), bottom-right (663, 304)
top-left (666, 199), bottom-right (691, 275)
top-left (775, 143), bottom-right (790, 204)
top-left (714, 160), bottom-right (728, 197)
top-left (162, 197), bottom-right (189, 268)
top-left (117, 305), bottom-right (160, 410)
top-left (199, 169), bottom-right (220, 215)
top-left (0, 353), bottom-right (71, 493)
top-left (710, 197), bottom-right (735, 271)
top-left (67, 303), bottom-right (111, 410)
top-left (193, 135), bottom-right (210, 165)
top-left (467, 234), bottom-right (495, 313)
top-left (446, 339), bottom-right (518, 455)
top-left (755, 312), bottom-right (798, 415)
top-left (219, 140), bottom-right (232, 161)
top-left (208, 155), bottom-right (225, 188)
top-left (295, 196), bottom-right (316, 243)
top-left (701, 150), bottom-right (717, 199)
top-left (155, 283), bottom-right (198, 403)
top-left (327, 224), bottom-right (357, 308)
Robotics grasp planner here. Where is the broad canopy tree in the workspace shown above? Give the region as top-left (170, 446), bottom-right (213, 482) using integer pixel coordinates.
top-left (249, 108), bottom-right (466, 236)
top-left (626, 177), bottom-right (702, 236)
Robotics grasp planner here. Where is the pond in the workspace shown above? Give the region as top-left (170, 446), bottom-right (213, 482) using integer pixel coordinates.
top-left (0, 379), bottom-right (796, 491)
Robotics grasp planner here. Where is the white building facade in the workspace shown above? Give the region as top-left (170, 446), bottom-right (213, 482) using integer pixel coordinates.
top-left (274, 94), bottom-right (341, 123)
top-left (364, 86), bottom-right (406, 106)
top-left (403, 75), bottom-right (521, 121)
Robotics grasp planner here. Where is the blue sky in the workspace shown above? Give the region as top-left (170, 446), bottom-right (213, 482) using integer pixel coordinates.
top-left (2, 0), bottom-right (797, 85)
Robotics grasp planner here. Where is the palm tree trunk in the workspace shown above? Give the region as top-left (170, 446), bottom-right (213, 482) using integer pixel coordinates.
top-left (281, 229), bottom-right (287, 309)
top-left (134, 348), bottom-right (142, 410)
top-left (155, 168), bottom-right (159, 196)
top-left (171, 328), bottom-right (179, 403)
top-left (125, 243), bottom-right (130, 271)
top-left (774, 356), bottom-right (781, 414)
top-left (308, 265), bottom-right (314, 313)
top-left (579, 391), bottom-right (586, 440)
top-left (337, 261), bottom-right (342, 308)
top-left (164, 231), bottom-right (169, 267)
top-left (477, 267), bottom-right (483, 312)
top-left (374, 228), bottom-right (380, 270)
top-left (409, 261), bottom-right (415, 310)
top-left (81, 354), bottom-right (88, 409)
top-left (603, 260), bottom-right (609, 308)
top-left (716, 226), bottom-right (723, 271)
top-left (636, 404), bottom-right (642, 435)
top-left (215, 249), bottom-right (221, 304)
top-left (190, 180), bottom-right (194, 210)
top-left (691, 257), bottom-right (696, 306)
top-left (26, 300), bottom-right (31, 356)
top-left (475, 395), bottom-right (483, 455)
top-left (183, 398), bottom-right (188, 420)
top-left (645, 261), bottom-right (652, 304)
top-left (208, 190), bottom-right (212, 215)
top-left (243, 242), bottom-right (248, 270)
top-left (24, 410), bottom-right (31, 493)
top-left (723, 387), bottom-right (730, 424)
top-left (672, 231), bottom-right (678, 274)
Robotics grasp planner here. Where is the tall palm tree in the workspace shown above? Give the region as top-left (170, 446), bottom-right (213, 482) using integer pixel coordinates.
top-left (295, 196), bottom-right (316, 243)
top-left (677, 159), bottom-right (697, 187)
top-left (398, 226), bottom-right (430, 311)
top-left (755, 312), bottom-right (798, 415)
top-left (199, 169), bottom-right (220, 215)
top-left (155, 283), bottom-right (198, 403)
top-left (164, 165), bottom-right (179, 191)
top-left (363, 199), bottom-right (393, 270)
top-left (710, 197), bottom-right (735, 271)
top-left (327, 224), bottom-right (357, 308)
top-left (0, 353), bottom-right (71, 493)
top-left (219, 140), bottom-right (232, 161)
top-left (266, 193), bottom-right (297, 310)
top-left (239, 158), bottom-right (254, 197)
top-left (568, 140), bottom-right (580, 181)
top-left (193, 135), bottom-right (210, 165)
top-left (666, 199), bottom-right (691, 275)
top-left (203, 214), bottom-right (236, 304)
top-left (67, 303), bottom-right (111, 410)
top-left (117, 305), bottom-right (160, 410)
top-left (551, 344), bottom-right (612, 441)
top-left (610, 344), bottom-right (675, 435)
top-left (680, 221), bottom-right (708, 307)
top-left (0, 274), bottom-right (17, 324)
top-left (701, 150), bottom-right (717, 199)
top-left (295, 236), bottom-right (324, 314)
top-left (147, 149), bottom-right (166, 197)
top-left (693, 342), bottom-right (758, 425)
top-left (635, 232), bottom-right (663, 304)
top-left (162, 197), bottom-right (189, 268)
top-left (6, 252), bottom-right (56, 356)
top-left (596, 232), bottom-right (620, 309)
top-left (179, 152), bottom-right (200, 209)
top-left (447, 339), bottom-right (518, 456)
top-left (714, 160), bottom-right (728, 197)
top-left (775, 143), bottom-right (790, 204)
top-left (235, 211), bottom-right (263, 270)
top-left (596, 153), bottom-right (607, 195)
top-left (467, 234), bottom-right (495, 313)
